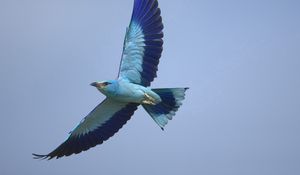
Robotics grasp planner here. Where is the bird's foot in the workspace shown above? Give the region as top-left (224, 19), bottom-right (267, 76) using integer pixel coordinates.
top-left (142, 93), bottom-right (156, 105)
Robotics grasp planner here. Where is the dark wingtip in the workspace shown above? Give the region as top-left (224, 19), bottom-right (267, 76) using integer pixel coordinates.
top-left (184, 87), bottom-right (190, 90)
top-left (160, 127), bottom-right (164, 131)
top-left (32, 153), bottom-right (50, 160)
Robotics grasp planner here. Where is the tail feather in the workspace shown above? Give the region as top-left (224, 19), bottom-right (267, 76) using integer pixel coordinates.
top-left (142, 88), bottom-right (188, 129)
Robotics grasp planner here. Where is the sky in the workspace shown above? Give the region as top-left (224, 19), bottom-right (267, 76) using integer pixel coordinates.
top-left (0, 0), bottom-right (300, 174)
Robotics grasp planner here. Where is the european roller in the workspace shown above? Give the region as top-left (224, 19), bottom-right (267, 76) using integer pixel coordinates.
top-left (33, 0), bottom-right (188, 160)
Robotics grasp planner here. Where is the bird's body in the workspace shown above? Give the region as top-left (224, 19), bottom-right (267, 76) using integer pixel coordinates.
top-left (96, 79), bottom-right (161, 105)
top-left (34, 0), bottom-right (189, 160)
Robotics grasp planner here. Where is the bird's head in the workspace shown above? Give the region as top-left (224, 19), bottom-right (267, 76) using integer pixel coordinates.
top-left (90, 80), bottom-right (118, 96)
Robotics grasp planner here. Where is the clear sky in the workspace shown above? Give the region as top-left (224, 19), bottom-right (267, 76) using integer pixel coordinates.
top-left (0, 0), bottom-right (300, 174)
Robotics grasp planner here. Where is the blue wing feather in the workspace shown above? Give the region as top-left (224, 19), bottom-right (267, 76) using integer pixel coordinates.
top-left (33, 99), bottom-right (138, 159)
top-left (118, 0), bottom-right (163, 86)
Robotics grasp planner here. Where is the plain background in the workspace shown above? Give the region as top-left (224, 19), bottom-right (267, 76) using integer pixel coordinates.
top-left (0, 0), bottom-right (299, 174)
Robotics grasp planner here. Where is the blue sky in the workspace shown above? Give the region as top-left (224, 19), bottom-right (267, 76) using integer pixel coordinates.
top-left (0, 0), bottom-right (300, 174)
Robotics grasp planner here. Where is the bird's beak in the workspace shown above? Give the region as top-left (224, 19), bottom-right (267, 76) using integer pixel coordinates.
top-left (90, 82), bottom-right (104, 88)
top-left (90, 82), bottom-right (98, 87)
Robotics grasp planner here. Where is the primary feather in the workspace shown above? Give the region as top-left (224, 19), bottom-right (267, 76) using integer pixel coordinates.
top-left (33, 99), bottom-right (138, 159)
top-left (118, 0), bottom-right (163, 86)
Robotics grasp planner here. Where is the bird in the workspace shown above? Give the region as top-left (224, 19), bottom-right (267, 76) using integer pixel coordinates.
top-left (33, 0), bottom-right (188, 160)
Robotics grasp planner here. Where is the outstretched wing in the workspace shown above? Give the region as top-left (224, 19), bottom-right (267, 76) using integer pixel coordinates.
top-left (33, 99), bottom-right (138, 160)
top-left (118, 0), bottom-right (164, 87)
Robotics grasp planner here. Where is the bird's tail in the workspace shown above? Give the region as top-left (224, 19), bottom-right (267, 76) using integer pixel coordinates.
top-left (142, 88), bottom-right (189, 130)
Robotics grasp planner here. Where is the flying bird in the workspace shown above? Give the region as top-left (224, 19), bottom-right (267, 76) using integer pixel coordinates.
top-left (33, 0), bottom-right (188, 160)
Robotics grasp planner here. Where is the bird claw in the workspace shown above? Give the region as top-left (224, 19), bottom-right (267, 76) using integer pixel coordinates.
top-left (142, 93), bottom-right (156, 105)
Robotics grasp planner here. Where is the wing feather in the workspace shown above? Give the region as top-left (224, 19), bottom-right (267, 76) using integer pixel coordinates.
top-left (118, 0), bottom-right (163, 86)
top-left (33, 99), bottom-right (138, 159)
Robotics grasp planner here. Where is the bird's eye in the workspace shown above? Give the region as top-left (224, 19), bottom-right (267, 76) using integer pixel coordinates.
top-left (103, 82), bottom-right (112, 86)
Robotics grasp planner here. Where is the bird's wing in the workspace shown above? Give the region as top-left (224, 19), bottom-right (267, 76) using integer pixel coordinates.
top-left (33, 99), bottom-right (138, 159)
top-left (118, 0), bottom-right (163, 87)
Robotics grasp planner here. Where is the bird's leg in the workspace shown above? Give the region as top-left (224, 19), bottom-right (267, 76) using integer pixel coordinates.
top-left (142, 93), bottom-right (156, 105)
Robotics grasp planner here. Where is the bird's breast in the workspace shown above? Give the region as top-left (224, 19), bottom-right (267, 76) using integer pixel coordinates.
top-left (107, 81), bottom-right (146, 104)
